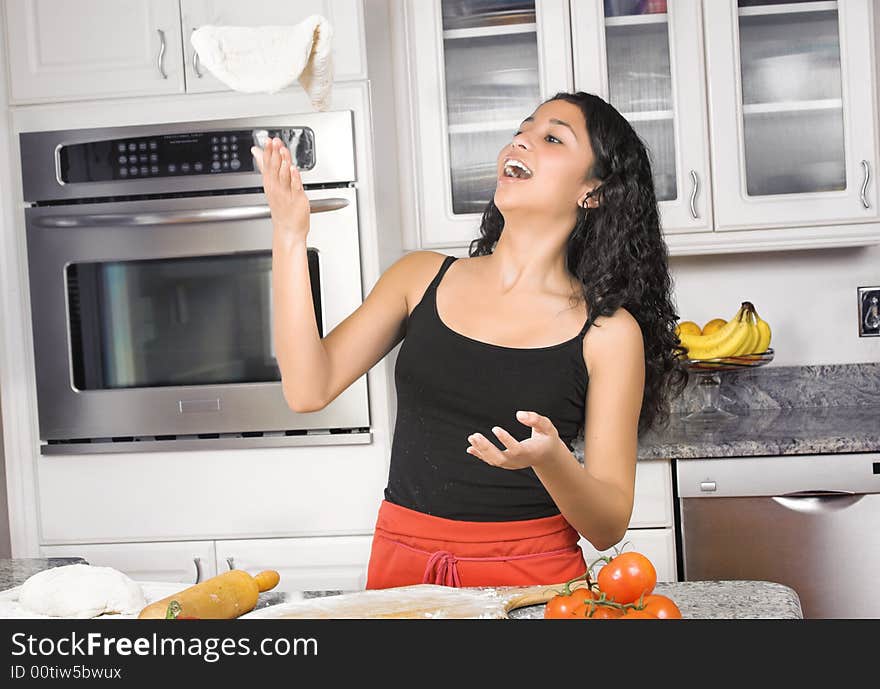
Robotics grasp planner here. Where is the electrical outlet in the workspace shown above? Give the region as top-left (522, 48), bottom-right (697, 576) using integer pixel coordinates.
top-left (858, 286), bottom-right (880, 337)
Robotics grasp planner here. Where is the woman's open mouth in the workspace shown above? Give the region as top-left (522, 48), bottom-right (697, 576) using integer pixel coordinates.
top-left (499, 157), bottom-right (533, 182)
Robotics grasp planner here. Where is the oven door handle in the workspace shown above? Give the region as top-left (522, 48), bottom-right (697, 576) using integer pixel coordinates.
top-left (35, 199), bottom-right (349, 227)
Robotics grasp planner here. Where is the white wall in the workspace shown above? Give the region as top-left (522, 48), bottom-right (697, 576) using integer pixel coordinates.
top-left (669, 243), bottom-right (880, 366)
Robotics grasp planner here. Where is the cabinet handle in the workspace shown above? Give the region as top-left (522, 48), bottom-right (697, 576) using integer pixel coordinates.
top-left (226, 557), bottom-right (235, 571)
top-left (157, 29), bottom-right (168, 79)
top-left (689, 170), bottom-right (700, 219)
top-left (191, 29), bottom-right (203, 78)
top-left (193, 557), bottom-right (203, 584)
top-left (860, 160), bottom-right (871, 209)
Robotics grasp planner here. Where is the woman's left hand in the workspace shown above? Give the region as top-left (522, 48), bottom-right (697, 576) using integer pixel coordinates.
top-left (466, 410), bottom-right (562, 470)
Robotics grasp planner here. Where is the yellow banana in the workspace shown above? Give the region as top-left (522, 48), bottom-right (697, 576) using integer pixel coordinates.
top-left (732, 306), bottom-right (759, 356)
top-left (742, 304), bottom-right (772, 360)
top-left (678, 303), bottom-right (752, 360)
top-left (753, 307), bottom-right (772, 354)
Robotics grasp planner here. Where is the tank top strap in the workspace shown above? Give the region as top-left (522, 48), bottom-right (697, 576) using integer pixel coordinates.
top-left (427, 254), bottom-right (458, 294)
top-left (578, 315), bottom-right (592, 338)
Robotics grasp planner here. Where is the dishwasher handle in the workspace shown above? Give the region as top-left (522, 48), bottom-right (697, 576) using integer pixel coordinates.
top-left (772, 490), bottom-right (863, 514)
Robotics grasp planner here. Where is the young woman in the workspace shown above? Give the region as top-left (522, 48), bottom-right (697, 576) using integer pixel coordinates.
top-left (253, 91), bottom-right (688, 589)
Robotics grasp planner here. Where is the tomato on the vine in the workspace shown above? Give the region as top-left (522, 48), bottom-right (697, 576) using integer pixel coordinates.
top-left (575, 602), bottom-right (623, 619)
top-left (639, 594), bottom-right (682, 619)
top-left (595, 551), bottom-right (657, 605)
top-left (544, 586), bottom-right (596, 619)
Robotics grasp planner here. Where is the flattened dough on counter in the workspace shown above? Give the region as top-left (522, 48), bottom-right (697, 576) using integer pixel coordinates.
top-left (18, 564), bottom-right (146, 619)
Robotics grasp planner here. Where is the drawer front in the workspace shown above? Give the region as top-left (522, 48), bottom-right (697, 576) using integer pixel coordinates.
top-left (39, 541), bottom-right (217, 584)
top-left (215, 535), bottom-right (374, 593)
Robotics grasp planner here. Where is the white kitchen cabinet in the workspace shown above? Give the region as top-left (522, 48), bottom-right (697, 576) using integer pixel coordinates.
top-left (399, 0), bottom-right (880, 253)
top-left (215, 535), bottom-right (373, 593)
top-left (3, 0), bottom-right (365, 104)
top-left (3, 0), bottom-right (185, 103)
top-left (180, 0), bottom-right (367, 93)
top-left (397, 0), bottom-right (573, 248)
top-left (572, 0), bottom-right (713, 235)
top-left (578, 459), bottom-right (677, 582)
top-left (39, 541), bottom-right (217, 584)
top-left (704, 0), bottom-right (878, 230)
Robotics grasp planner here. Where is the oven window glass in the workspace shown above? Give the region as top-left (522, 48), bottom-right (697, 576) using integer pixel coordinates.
top-left (66, 250), bottom-right (322, 389)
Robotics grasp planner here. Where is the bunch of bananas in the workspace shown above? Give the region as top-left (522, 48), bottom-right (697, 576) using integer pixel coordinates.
top-left (675, 301), bottom-right (772, 361)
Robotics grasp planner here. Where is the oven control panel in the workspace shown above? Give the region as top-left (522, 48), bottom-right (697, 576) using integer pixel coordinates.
top-left (58, 128), bottom-right (315, 183)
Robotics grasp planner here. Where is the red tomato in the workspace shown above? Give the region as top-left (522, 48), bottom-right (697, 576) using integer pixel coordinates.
top-left (576, 603), bottom-right (623, 619)
top-left (640, 594), bottom-right (682, 619)
top-left (544, 586), bottom-right (595, 619)
top-left (596, 552), bottom-right (657, 605)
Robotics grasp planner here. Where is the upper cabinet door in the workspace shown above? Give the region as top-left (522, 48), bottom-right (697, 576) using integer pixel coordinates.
top-left (180, 0), bottom-right (367, 94)
top-left (4, 0), bottom-right (184, 103)
top-left (705, 0), bottom-right (879, 230)
top-left (406, 0), bottom-right (573, 249)
top-left (572, 0), bottom-right (714, 235)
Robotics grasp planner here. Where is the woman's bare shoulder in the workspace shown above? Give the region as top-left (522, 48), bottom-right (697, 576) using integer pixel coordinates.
top-left (383, 251), bottom-right (454, 316)
top-left (582, 306), bottom-right (645, 375)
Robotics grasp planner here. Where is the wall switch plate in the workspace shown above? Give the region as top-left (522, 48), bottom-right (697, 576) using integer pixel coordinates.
top-left (858, 286), bottom-right (880, 337)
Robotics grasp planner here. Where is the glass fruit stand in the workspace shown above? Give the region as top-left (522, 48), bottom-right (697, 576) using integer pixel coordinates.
top-left (682, 349), bottom-right (774, 423)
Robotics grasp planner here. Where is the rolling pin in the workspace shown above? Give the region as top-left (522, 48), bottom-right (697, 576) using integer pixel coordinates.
top-left (138, 569), bottom-right (281, 619)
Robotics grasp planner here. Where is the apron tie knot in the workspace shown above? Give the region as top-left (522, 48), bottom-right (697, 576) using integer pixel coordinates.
top-left (422, 550), bottom-right (462, 587)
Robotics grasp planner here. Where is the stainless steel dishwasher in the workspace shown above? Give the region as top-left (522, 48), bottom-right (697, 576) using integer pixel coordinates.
top-left (677, 452), bottom-right (880, 619)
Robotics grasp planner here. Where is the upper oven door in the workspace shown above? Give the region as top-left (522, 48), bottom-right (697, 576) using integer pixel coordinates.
top-left (25, 187), bottom-right (369, 442)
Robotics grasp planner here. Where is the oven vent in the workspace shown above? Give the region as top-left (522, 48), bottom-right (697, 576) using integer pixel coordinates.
top-left (42, 427), bottom-right (372, 455)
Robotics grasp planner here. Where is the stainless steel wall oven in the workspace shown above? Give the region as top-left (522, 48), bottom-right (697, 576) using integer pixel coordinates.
top-left (20, 112), bottom-right (370, 454)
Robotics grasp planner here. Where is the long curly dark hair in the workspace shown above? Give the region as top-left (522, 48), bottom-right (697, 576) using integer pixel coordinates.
top-left (468, 91), bottom-right (689, 437)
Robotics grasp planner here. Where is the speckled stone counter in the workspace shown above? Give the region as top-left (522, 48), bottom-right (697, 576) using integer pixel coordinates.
top-left (1, 560), bottom-right (803, 619)
top-left (636, 405), bottom-right (880, 460)
top-left (508, 581), bottom-right (803, 619)
top-left (568, 362), bottom-right (880, 461)
top-left (0, 558), bottom-right (87, 591)
top-left (300, 581), bottom-right (803, 619)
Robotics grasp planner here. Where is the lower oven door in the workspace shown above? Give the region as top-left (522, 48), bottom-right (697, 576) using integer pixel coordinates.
top-left (25, 186), bottom-right (370, 446)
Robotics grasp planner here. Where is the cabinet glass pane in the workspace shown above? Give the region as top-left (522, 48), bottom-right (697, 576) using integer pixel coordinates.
top-left (604, 4), bottom-right (676, 202)
top-left (442, 0), bottom-right (540, 215)
top-left (738, 1), bottom-right (845, 196)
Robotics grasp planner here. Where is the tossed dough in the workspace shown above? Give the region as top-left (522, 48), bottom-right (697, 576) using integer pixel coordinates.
top-left (18, 564), bottom-right (146, 619)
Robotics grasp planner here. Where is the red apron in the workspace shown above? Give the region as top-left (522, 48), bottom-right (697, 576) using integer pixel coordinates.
top-left (365, 499), bottom-right (588, 589)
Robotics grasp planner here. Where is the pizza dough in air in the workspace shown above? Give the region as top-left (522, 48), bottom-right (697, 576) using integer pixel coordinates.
top-left (18, 564), bottom-right (146, 619)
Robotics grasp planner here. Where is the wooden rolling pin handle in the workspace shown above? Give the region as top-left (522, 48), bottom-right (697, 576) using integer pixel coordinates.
top-left (254, 570), bottom-right (281, 592)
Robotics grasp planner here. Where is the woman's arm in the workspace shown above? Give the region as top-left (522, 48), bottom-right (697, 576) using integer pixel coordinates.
top-left (258, 137), bottom-right (438, 412)
top-left (532, 308), bottom-right (645, 550)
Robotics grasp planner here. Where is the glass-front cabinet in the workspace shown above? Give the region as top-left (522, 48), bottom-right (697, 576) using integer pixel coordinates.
top-left (398, 0), bottom-right (880, 252)
top-left (704, 0), bottom-right (878, 230)
top-left (403, 0), bottom-right (573, 247)
top-left (572, 0), bottom-right (713, 234)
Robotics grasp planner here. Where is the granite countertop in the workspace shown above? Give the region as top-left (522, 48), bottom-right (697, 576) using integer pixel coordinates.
top-left (2, 559), bottom-right (803, 619)
top-left (568, 363), bottom-right (880, 461)
top-left (297, 580), bottom-right (804, 619)
top-left (636, 405), bottom-right (880, 460)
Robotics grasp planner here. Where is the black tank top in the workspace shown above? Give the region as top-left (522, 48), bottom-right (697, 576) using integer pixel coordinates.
top-left (384, 255), bottom-right (590, 521)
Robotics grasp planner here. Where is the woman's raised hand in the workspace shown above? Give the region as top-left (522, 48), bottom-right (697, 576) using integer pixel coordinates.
top-left (252, 137), bottom-right (310, 246)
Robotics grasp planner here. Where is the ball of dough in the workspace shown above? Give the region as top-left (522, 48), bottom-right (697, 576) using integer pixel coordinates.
top-left (19, 564), bottom-right (146, 618)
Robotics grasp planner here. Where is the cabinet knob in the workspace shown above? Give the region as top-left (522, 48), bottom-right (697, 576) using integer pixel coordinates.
top-left (192, 557), bottom-right (203, 584)
top-left (226, 557), bottom-right (235, 571)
